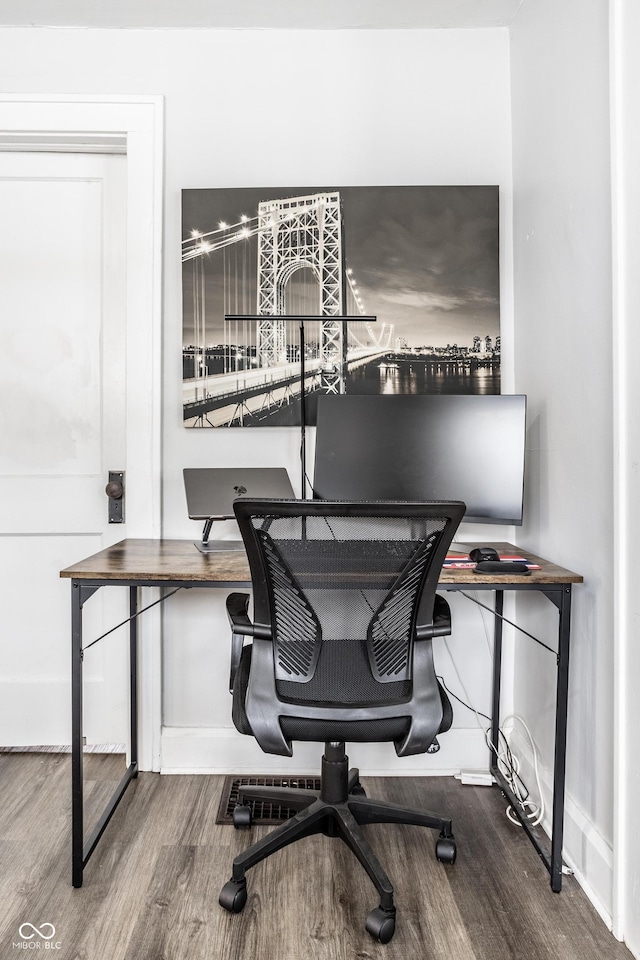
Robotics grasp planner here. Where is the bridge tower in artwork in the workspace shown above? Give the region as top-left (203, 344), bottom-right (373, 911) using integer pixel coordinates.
top-left (256, 192), bottom-right (346, 394)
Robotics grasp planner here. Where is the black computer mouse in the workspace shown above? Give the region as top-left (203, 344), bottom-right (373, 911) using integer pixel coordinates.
top-left (469, 546), bottom-right (500, 563)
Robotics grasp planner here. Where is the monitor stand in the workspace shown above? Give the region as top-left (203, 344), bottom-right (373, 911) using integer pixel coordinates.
top-left (195, 518), bottom-right (245, 554)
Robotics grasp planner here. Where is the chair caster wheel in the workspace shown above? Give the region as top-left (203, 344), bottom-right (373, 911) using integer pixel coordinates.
top-left (233, 803), bottom-right (252, 828)
top-left (351, 782), bottom-right (367, 797)
top-left (365, 906), bottom-right (396, 943)
top-left (436, 835), bottom-right (457, 864)
top-left (219, 878), bottom-right (247, 913)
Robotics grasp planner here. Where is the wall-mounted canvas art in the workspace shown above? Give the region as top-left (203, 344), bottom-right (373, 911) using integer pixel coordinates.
top-left (182, 185), bottom-right (500, 427)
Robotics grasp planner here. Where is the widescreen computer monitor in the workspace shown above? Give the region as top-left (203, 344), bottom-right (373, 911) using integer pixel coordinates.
top-left (312, 394), bottom-right (527, 525)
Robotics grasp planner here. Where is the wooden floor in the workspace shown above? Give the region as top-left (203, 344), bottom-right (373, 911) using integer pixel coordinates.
top-left (0, 753), bottom-right (633, 960)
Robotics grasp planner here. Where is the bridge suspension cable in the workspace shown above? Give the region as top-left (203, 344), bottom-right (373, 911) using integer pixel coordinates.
top-left (183, 193), bottom-right (394, 380)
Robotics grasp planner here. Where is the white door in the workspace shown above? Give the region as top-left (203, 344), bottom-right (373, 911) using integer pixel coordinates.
top-left (0, 151), bottom-right (130, 746)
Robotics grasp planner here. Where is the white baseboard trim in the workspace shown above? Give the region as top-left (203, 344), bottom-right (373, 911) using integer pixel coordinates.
top-left (508, 729), bottom-right (615, 933)
top-left (159, 725), bottom-right (490, 777)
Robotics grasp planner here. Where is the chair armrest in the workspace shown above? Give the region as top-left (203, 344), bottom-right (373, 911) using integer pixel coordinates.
top-left (415, 593), bottom-right (452, 640)
top-left (227, 593), bottom-right (253, 694)
top-left (226, 592), bottom-right (254, 635)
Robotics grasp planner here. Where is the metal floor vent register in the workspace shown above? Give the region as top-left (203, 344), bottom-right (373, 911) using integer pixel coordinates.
top-left (216, 775), bottom-right (321, 825)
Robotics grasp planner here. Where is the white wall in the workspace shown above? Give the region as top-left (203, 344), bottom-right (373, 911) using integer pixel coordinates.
top-left (611, 0), bottom-right (640, 952)
top-left (510, 0), bottom-right (615, 923)
top-left (0, 25), bottom-right (514, 776)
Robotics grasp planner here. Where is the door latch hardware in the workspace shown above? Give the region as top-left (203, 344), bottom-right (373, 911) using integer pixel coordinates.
top-left (106, 471), bottom-right (125, 523)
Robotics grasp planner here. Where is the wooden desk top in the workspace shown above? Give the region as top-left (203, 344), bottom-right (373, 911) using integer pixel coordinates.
top-left (439, 543), bottom-right (583, 586)
top-left (60, 539), bottom-right (583, 587)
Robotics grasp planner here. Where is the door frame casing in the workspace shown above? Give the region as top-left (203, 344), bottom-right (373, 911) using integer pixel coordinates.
top-left (0, 94), bottom-right (164, 771)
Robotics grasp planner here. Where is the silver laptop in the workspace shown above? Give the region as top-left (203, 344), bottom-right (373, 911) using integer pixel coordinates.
top-left (183, 467), bottom-right (295, 553)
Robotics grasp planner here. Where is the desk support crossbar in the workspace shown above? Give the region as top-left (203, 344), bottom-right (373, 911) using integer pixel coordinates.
top-left (490, 764), bottom-right (553, 873)
top-left (82, 762), bottom-right (138, 868)
top-left (82, 587), bottom-right (182, 654)
top-left (458, 590), bottom-right (557, 656)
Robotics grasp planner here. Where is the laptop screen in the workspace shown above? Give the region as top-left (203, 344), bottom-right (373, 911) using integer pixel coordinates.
top-left (183, 467), bottom-right (295, 520)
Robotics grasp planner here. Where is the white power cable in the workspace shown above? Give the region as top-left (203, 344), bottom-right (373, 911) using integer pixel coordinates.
top-left (499, 714), bottom-right (545, 827)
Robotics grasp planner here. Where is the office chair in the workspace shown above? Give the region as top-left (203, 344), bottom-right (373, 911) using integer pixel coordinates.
top-left (219, 499), bottom-right (465, 944)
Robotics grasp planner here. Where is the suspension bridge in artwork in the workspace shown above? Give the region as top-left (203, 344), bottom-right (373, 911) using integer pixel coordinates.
top-left (181, 191), bottom-right (394, 426)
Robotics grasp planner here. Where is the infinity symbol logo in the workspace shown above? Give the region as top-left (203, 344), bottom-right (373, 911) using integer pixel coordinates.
top-left (18, 923), bottom-right (56, 940)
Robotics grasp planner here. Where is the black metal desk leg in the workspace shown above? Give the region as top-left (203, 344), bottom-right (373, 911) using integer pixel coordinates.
top-left (490, 591), bottom-right (505, 761)
top-left (71, 581), bottom-right (84, 888)
top-left (69, 580), bottom-right (146, 886)
top-left (550, 585), bottom-right (572, 892)
top-left (129, 586), bottom-right (138, 773)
